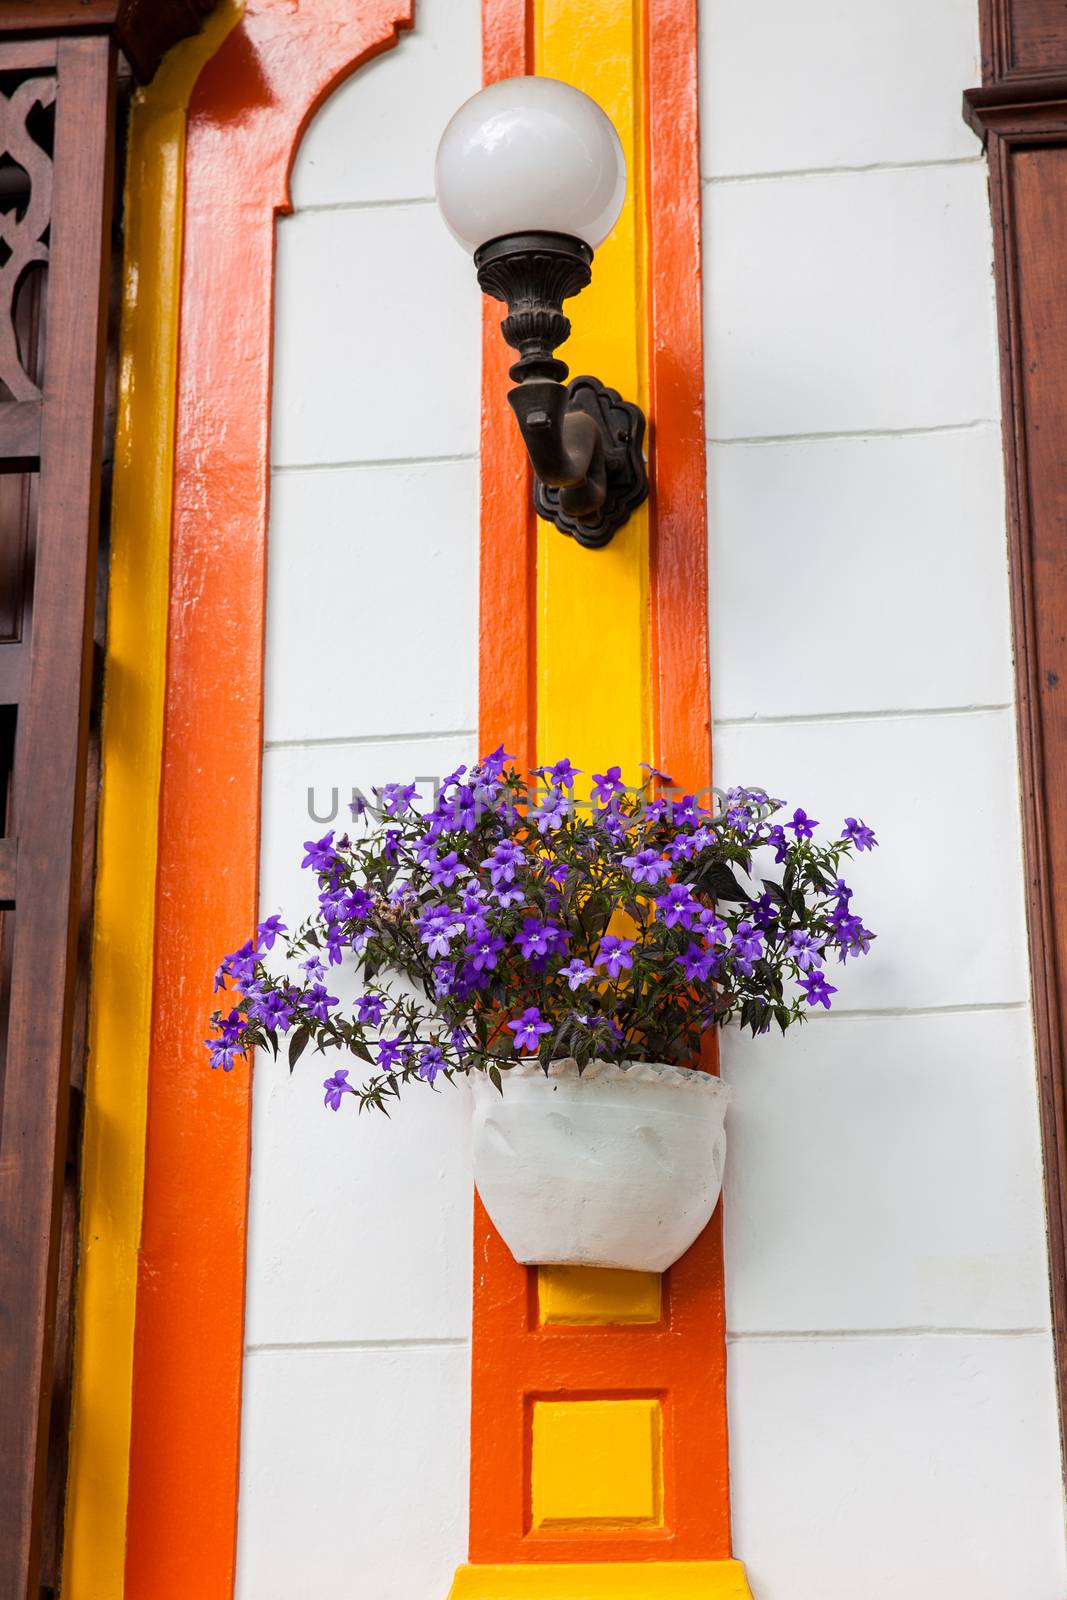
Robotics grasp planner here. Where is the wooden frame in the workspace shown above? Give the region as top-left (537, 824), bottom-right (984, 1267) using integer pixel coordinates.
top-left (966, 0), bottom-right (1067, 1482)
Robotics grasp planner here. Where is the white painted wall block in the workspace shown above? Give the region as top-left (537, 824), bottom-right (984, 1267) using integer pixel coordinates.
top-left (728, 1334), bottom-right (1066, 1600)
top-left (702, 0), bottom-right (1065, 1589)
top-left (236, 1344), bottom-right (471, 1600)
top-left (264, 460), bottom-right (478, 746)
top-left (708, 426), bottom-right (1013, 721)
top-left (699, 0), bottom-right (982, 179)
top-left (704, 164), bottom-right (1000, 440)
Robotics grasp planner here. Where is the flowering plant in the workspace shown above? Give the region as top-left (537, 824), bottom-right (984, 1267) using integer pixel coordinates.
top-left (206, 751), bottom-right (876, 1114)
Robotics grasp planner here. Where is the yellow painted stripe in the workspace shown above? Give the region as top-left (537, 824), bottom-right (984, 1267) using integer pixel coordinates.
top-left (535, 0), bottom-right (650, 787)
top-left (539, 1265), bottom-right (661, 1324)
top-left (63, 8), bottom-right (243, 1595)
top-left (448, 1562), bottom-right (755, 1598)
top-left (534, 0), bottom-right (654, 1327)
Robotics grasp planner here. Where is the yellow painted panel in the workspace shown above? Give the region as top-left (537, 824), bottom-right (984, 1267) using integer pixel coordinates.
top-left (534, 0), bottom-right (658, 1339)
top-left (62, 7), bottom-right (244, 1597)
top-left (534, 0), bottom-right (650, 782)
top-left (447, 1561), bottom-right (755, 1598)
top-left (540, 1265), bottom-right (661, 1325)
top-left (532, 1399), bottom-right (662, 1528)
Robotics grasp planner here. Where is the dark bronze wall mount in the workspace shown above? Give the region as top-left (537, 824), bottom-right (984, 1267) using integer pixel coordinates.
top-left (475, 230), bottom-right (649, 549)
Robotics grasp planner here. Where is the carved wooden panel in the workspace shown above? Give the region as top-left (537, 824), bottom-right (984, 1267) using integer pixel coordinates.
top-left (980, 0), bottom-right (1067, 84)
top-left (0, 33), bottom-right (115, 1600)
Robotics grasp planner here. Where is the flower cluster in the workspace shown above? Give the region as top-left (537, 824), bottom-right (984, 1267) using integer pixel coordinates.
top-left (206, 753), bottom-right (877, 1114)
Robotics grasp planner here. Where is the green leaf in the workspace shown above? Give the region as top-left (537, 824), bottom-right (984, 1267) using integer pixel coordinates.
top-left (288, 1025), bottom-right (311, 1073)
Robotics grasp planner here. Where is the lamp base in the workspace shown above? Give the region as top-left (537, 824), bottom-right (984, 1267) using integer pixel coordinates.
top-left (534, 375), bottom-right (648, 547)
top-left (447, 1561), bottom-right (754, 1598)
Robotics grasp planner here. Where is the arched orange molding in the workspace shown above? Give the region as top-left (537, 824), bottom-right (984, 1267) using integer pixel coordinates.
top-left (124, 4), bottom-right (414, 1596)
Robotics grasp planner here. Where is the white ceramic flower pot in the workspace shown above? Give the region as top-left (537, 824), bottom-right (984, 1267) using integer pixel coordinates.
top-left (469, 1057), bottom-right (733, 1273)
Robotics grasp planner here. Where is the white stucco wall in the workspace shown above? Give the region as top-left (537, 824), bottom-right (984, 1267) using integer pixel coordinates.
top-left (702, 2), bottom-right (1067, 1595)
top-left (237, 3), bottom-right (1067, 1596)
top-left (235, 5), bottom-right (483, 1594)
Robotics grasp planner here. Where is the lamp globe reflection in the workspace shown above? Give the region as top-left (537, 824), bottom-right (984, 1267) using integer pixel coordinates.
top-left (435, 75), bottom-right (626, 253)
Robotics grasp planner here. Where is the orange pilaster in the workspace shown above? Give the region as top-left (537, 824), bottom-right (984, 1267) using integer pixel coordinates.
top-left (470, 0), bottom-right (731, 1580)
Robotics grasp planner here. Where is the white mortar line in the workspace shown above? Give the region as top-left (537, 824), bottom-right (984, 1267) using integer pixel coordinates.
top-left (271, 451), bottom-right (478, 475)
top-left (702, 154), bottom-right (983, 188)
top-left (289, 194), bottom-right (437, 216)
top-left (726, 1326), bottom-right (1049, 1343)
top-left (715, 702), bottom-right (1011, 729)
top-left (245, 1336), bottom-right (470, 1355)
top-left (707, 419), bottom-right (998, 447)
top-left (264, 727), bottom-right (476, 753)
top-left (797, 1001), bottom-right (1027, 1022)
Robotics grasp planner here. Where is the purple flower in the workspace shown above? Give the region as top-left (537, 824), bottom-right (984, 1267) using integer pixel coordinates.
top-left (204, 1008), bottom-right (245, 1070)
top-left (766, 825), bottom-right (789, 865)
top-left (752, 891), bottom-right (778, 932)
top-left (591, 765), bottom-right (626, 804)
top-left (539, 757), bottom-right (581, 789)
top-left (301, 955), bottom-right (327, 982)
top-left (507, 1006), bottom-right (553, 1052)
top-left (305, 982), bottom-right (339, 1023)
top-left (697, 909), bottom-right (728, 946)
top-left (356, 994), bottom-right (385, 1025)
top-left (559, 958), bottom-right (596, 990)
top-left (800, 970), bottom-right (838, 1009)
top-left (301, 832), bottom-right (337, 873)
top-left (654, 884), bottom-right (699, 930)
top-left (213, 962), bottom-right (229, 993)
top-left (429, 850), bottom-right (469, 888)
top-left (834, 915), bottom-right (874, 961)
top-left (679, 941), bottom-right (718, 982)
top-left (638, 763), bottom-right (674, 783)
top-left (788, 808), bottom-right (819, 841)
top-left (532, 791), bottom-right (570, 834)
top-left (323, 1069), bottom-right (354, 1111)
top-left (842, 817), bottom-right (878, 852)
top-left (492, 884), bottom-right (525, 910)
top-left (342, 887), bottom-right (374, 922)
top-left (483, 840), bottom-right (525, 886)
top-left (250, 987), bottom-right (297, 1033)
top-left (378, 781), bottom-right (420, 817)
top-left (623, 848), bottom-right (666, 885)
top-left (515, 918), bottom-right (567, 960)
top-left (419, 906), bottom-right (462, 958)
top-left (789, 930), bottom-right (825, 971)
top-left (479, 744), bottom-right (514, 781)
top-left (730, 923), bottom-right (764, 977)
top-left (224, 940), bottom-right (258, 989)
top-left (418, 1047), bottom-right (445, 1085)
top-left (433, 961), bottom-right (457, 996)
top-left (465, 932), bottom-right (506, 972)
top-left (377, 1037), bottom-right (404, 1072)
top-left (596, 936), bottom-right (635, 978)
top-left (256, 914), bottom-right (287, 951)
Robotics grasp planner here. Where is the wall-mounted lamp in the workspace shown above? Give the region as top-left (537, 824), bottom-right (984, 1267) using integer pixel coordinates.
top-left (435, 76), bottom-right (648, 549)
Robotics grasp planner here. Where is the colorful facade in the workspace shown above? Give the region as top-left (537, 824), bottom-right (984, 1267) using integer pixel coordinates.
top-left (5, 1), bottom-right (1067, 1596)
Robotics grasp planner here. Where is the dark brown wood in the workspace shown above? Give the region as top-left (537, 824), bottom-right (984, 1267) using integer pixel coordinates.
top-left (967, 5), bottom-right (1067, 1486)
top-left (979, 0), bottom-right (1067, 84)
top-left (0, 0), bottom-right (216, 83)
top-left (0, 33), bottom-right (115, 1600)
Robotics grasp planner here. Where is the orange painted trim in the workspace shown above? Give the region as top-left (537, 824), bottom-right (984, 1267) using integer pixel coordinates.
top-left (124, 4), bottom-right (414, 1596)
top-left (472, 0), bottom-right (730, 1569)
top-left (648, 0), bottom-right (712, 801)
top-left (479, 0), bottom-right (537, 773)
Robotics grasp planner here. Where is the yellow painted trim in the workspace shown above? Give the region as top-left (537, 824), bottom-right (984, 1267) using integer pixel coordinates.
top-left (448, 1562), bottom-right (754, 1598)
top-left (534, 0), bottom-right (656, 1331)
top-left (532, 1400), bottom-right (662, 1529)
top-left (63, 8), bottom-right (243, 1595)
top-left (539, 1266), bottom-right (661, 1324)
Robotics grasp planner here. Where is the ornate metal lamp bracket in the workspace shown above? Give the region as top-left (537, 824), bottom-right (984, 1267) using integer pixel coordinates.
top-left (475, 231), bottom-right (649, 549)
